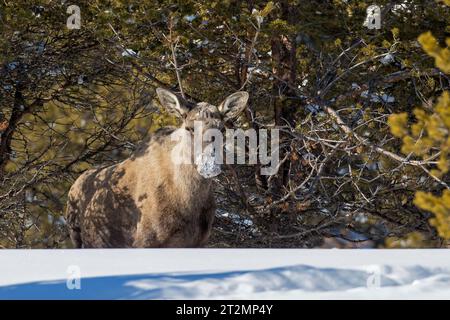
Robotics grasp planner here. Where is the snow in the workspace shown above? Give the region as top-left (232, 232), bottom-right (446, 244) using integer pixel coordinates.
top-left (380, 53), bottom-right (395, 66)
top-left (7, 62), bottom-right (19, 71)
top-left (77, 75), bottom-right (85, 85)
top-left (121, 49), bottom-right (138, 57)
top-left (392, 0), bottom-right (416, 15)
top-left (352, 83), bottom-right (361, 90)
top-left (193, 39), bottom-right (209, 48)
top-left (0, 249), bottom-right (449, 299)
top-left (217, 209), bottom-right (254, 227)
top-left (184, 14), bottom-right (197, 22)
top-left (306, 104), bottom-right (320, 114)
top-left (361, 90), bottom-right (395, 103)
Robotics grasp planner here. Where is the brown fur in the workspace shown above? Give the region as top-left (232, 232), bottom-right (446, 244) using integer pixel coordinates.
top-left (65, 128), bottom-right (215, 248)
top-left (65, 88), bottom-right (248, 248)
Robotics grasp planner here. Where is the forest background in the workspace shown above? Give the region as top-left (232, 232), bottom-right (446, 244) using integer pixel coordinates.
top-left (0, 0), bottom-right (449, 248)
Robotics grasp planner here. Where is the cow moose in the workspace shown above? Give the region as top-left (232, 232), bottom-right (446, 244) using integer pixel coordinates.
top-left (65, 88), bottom-right (249, 248)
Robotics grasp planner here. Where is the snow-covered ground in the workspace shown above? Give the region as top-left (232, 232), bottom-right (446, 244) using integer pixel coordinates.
top-left (0, 249), bottom-right (449, 299)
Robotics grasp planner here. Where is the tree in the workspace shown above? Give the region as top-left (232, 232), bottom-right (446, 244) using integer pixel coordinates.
top-left (0, 1), bottom-right (157, 247)
top-left (0, 0), bottom-right (449, 248)
top-left (388, 1), bottom-right (450, 242)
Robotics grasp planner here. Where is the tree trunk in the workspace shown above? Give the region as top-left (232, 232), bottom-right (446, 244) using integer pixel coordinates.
top-left (270, 1), bottom-right (298, 190)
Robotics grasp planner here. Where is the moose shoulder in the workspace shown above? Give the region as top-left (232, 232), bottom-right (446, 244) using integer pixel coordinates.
top-left (65, 88), bottom-right (249, 248)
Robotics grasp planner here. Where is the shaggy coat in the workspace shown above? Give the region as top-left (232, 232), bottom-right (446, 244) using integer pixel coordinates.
top-left (65, 88), bottom-right (248, 248)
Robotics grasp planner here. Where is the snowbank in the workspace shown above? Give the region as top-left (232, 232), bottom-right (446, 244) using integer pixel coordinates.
top-left (0, 249), bottom-right (449, 299)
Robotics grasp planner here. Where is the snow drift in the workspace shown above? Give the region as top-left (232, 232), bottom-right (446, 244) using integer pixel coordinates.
top-left (0, 249), bottom-right (449, 299)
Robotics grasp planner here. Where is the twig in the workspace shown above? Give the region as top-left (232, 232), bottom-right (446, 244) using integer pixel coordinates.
top-left (164, 16), bottom-right (185, 98)
top-left (323, 104), bottom-right (441, 167)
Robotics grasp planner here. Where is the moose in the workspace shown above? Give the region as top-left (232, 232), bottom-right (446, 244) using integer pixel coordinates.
top-left (65, 88), bottom-right (249, 248)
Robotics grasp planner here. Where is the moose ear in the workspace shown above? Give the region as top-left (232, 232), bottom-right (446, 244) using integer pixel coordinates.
top-left (156, 88), bottom-right (189, 118)
top-left (218, 91), bottom-right (249, 121)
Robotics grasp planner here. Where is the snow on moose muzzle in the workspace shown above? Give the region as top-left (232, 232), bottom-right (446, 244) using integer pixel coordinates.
top-left (195, 144), bottom-right (221, 178)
